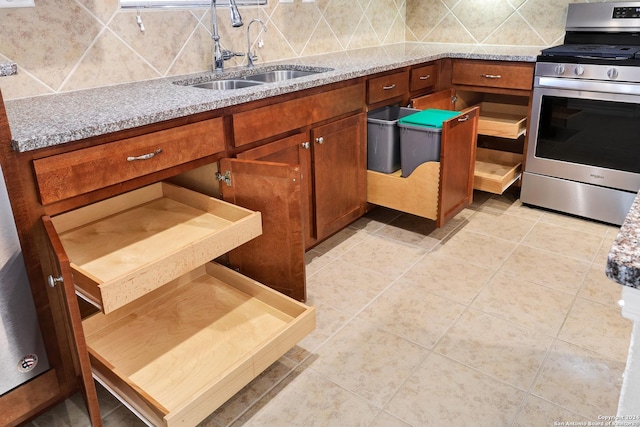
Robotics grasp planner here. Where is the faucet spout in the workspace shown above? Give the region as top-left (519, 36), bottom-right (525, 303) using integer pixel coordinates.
top-left (211, 0), bottom-right (244, 72)
top-left (246, 19), bottom-right (267, 69)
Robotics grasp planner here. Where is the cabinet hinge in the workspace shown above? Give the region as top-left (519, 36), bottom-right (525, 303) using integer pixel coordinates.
top-left (451, 95), bottom-right (458, 104)
top-left (215, 171), bottom-right (232, 186)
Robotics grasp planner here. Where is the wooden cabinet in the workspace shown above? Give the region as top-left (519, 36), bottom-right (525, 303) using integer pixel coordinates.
top-left (412, 59), bottom-right (534, 195)
top-left (410, 63), bottom-right (438, 93)
top-left (43, 182), bottom-right (314, 427)
top-left (367, 106), bottom-right (479, 227)
top-left (367, 70), bottom-right (409, 107)
top-left (230, 113), bottom-right (367, 256)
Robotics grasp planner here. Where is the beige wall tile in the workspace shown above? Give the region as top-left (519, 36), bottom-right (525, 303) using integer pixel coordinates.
top-left (1, 0), bottom-right (566, 99)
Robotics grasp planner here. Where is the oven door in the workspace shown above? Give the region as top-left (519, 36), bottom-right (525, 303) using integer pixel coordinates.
top-left (526, 76), bottom-right (640, 193)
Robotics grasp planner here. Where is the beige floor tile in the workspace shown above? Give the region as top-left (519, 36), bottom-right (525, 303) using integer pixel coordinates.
top-left (432, 229), bottom-right (517, 270)
top-left (523, 222), bottom-right (603, 263)
top-left (306, 259), bottom-right (394, 316)
top-left (596, 239), bottom-right (617, 269)
top-left (479, 193), bottom-right (545, 221)
top-left (559, 297), bottom-right (632, 362)
top-left (311, 227), bottom-right (370, 258)
top-left (403, 252), bottom-right (494, 305)
top-left (540, 210), bottom-right (612, 237)
top-left (435, 309), bottom-right (553, 390)
top-left (368, 411), bottom-right (413, 427)
top-left (357, 279), bottom-right (466, 349)
top-left (532, 340), bottom-right (625, 420)
top-left (305, 249), bottom-right (333, 277)
top-left (579, 266), bottom-right (624, 307)
top-left (285, 302), bottom-right (351, 363)
top-left (340, 234), bottom-right (427, 277)
top-left (373, 213), bottom-right (445, 250)
top-left (208, 358), bottom-right (297, 426)
top-left (500, 245), bottom-right (590, 294)
top-left (385, 352), bottom-right (525, 426)
top-left (305, 318), bottom-right (428, 406)
top-left (232, 366), bottom-right (378, 427)
top-left (514, 395), bottom-right (589, 427)
top-left (463, 210), bottom-right (537, 243)
top-left (471, 271), bottom-right (575, 335)
top-left (348, 206), bottom-right (401, 233)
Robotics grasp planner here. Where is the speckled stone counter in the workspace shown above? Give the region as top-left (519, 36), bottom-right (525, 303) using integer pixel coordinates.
top-left (607, 191), bottom-right (640, 289)
top-left (3, 42), bottom-right (540, 153)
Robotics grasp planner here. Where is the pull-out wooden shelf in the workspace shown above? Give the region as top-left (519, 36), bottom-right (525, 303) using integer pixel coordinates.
top-left (476, 102), bottom-right (528, 139)
top-left (474, 148), bottom-right (522, 194)
top-left (83, 262), bottom-right (315, 427)
top-left (51, 182), bottom-right (262, 314)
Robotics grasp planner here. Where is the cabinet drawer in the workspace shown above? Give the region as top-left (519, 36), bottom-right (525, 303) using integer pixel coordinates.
top-left (34, 118), bottom-right (225, 205)
top-left (410, 64), bottom-right (437, 92)
top-left (451, 60), bottom-right (533, 91)
top-left (50, 182), bottom-right (261, 314)
top-left (367, 71), bottom-right (409, 105)
top-left (476, 102), bottom-right (528, 139)
top-left (83, 262), bottom-right (315, 427)
top-left (233, 84), bottom-right (365, 147)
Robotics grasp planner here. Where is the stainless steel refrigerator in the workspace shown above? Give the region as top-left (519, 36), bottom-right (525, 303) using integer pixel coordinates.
top-left (0, 164), bottom-right (49, 395)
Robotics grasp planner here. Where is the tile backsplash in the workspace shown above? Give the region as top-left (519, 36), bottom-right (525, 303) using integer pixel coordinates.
top-left (0, 0), bottom-right (594, 100)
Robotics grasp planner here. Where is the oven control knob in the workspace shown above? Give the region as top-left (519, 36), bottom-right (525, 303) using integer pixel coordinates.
top-left (574, 65), bottom-right (585, 76)
top-left (555, 64), bottom-right (565, 75)
top-left (608, 68), bottom-right (619, 79)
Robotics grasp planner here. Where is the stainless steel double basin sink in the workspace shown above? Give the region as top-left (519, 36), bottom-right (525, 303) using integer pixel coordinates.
top-left (176, 67), bottom-right (332, 91)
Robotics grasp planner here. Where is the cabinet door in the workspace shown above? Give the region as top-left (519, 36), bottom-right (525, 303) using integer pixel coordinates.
top-left (438, 106), bottom-right (479, 227)
top-left (41, 216), bottom-right (103, 426)
top-left (311, 113), bottom-right (367, 240)
top-left (219, 158), bottom-right (306, 302)
top-left (236, 133), bottom-right (314, 248)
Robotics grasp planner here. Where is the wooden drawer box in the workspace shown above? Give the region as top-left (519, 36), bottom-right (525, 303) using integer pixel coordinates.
top-left (84, 262), bottom-right (315, 427)
top-left (34, 118), bottom-right (225, 205)
top-left (367, 71), bottom-right (409, 105)
top-left (367, 162), bottom-right (440, 220)
top-left (451, 60), bottom-right (534, 91)
top-left (410, 64), bottom-right (437, 92)
top-left (474, 148), bottom-right (522, 194)
top-left (50, 182), bottom-right (262, 314)
top-left (477, 102), bottom-right (528, 139)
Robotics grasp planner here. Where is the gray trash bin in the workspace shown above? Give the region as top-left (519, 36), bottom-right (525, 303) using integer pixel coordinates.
top-left (367, 106), bottom-right (419, 174)
top-left (398, 109), bottom-right (461, 177)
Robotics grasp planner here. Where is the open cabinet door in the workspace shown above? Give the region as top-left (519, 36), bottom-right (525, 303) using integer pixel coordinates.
top-left (437, 106), bottom-right (479, 227)
top-left (41, 216), bottom-right (102, 427)
top-left (219, 158), bottom-right (306, 302)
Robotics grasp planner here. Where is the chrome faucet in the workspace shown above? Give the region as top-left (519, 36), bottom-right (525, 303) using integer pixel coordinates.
top-left (211, 0), bottom-right (244, 72)
top-left (246, 19), bottom-right (267, 68)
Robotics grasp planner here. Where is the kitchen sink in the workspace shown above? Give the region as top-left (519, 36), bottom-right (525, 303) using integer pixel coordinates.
top-left (191, 80), bottom-right (263, 90)
top-left (243, 69), bottom-right (321, 83)
top-left (177, 66), bottom-right (332, 91)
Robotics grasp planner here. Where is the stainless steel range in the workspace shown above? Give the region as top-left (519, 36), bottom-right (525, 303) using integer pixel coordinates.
top-left (521, 1), bottom-right (640, 225)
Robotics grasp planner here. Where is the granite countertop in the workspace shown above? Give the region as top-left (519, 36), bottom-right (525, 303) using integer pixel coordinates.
top-left (4, 43), bottom-right (541, 154)
top-left (607, 191), bottom-right (640, 289)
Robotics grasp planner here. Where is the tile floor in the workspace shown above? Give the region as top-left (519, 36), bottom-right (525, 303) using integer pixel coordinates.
top-left (27, 190), bottom-right (635, 427)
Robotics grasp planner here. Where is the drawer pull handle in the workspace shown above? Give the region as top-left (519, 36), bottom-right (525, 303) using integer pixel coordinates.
top-left (457, 115), bottom-right (470, 122)
top-left (48, 275), bottom-right (63, 288)
top-left (383, 84), bottom-right (396, 90)
top-left (481, 74), bottom-right (501, 79)
top-left (127, 148), bottom-right (163, 162)
top-left (315, 137), bottom-right (325, 144)
top-left (419, 75), bottom-right (431, 80)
